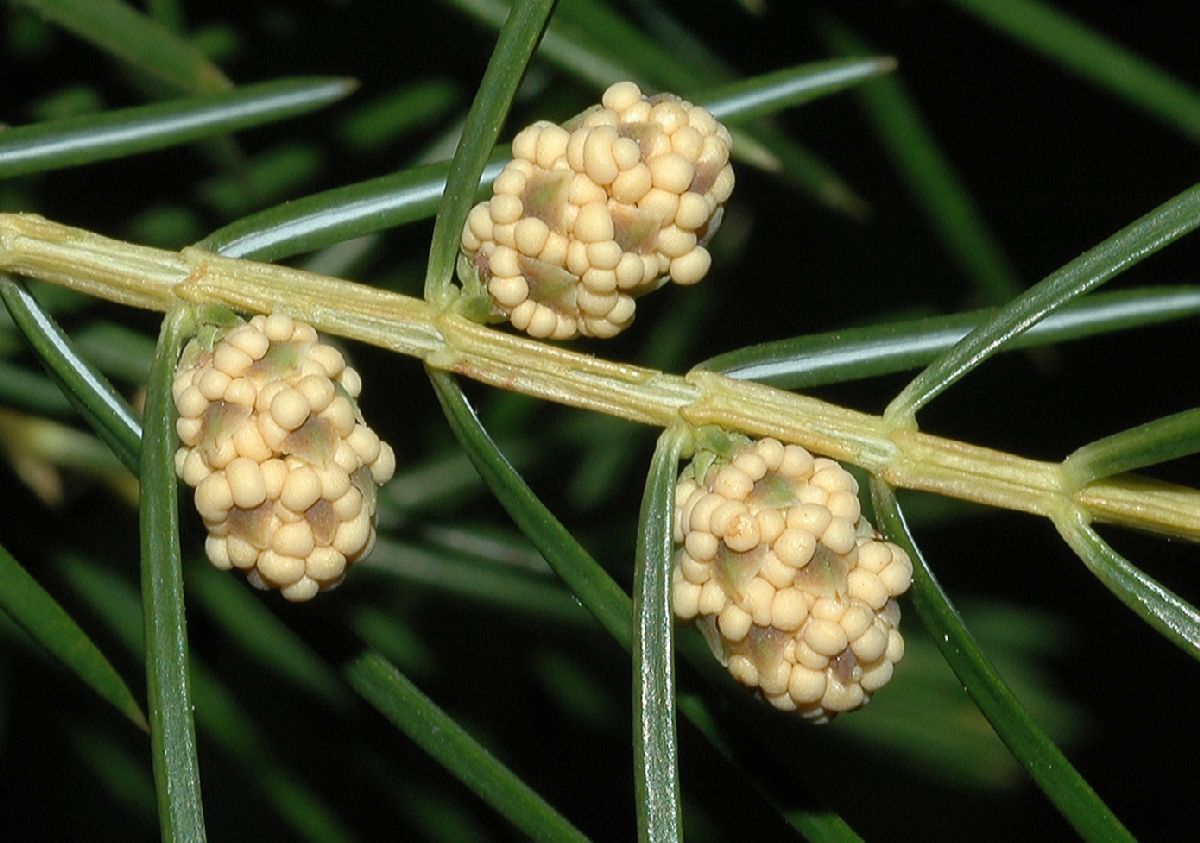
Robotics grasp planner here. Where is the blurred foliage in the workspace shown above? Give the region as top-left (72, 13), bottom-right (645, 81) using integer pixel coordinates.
top-left (2, 1), bottom-right (1198, 841)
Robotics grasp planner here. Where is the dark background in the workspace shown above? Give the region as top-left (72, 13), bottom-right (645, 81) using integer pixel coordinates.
top-left (2, 1), bottom-right (1198, 839)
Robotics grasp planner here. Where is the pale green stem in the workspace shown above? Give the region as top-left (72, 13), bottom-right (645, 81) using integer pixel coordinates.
top-left (3, 212), bottom-right (1199, 541)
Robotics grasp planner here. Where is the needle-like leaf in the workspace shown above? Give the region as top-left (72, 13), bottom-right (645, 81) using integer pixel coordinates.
top-left (0, 77), bottom-right (356, 180)
top-left (887, 184), bottom-right (1200, 422)
top-left (0, 276), bottom-right (141, 472)
top-left (1054, 508), bottom-right (1200, 662)
top-left (1063, 408), bottom-right (1200, 489)
top-left (139, 306), bottom-right (207, 842)
top-left (870, 479), bottom-right (1133, 842)
top-left (942, 0), bottom-right (1200, 143)
top-left (424, 0), bottom-right (557, 306)
top-left (633, 427), bottom-right (687, 843)
top-left (0, 540), bottom-right (147, 730)
top-left (345, 647), bottom-right (589, 843)
top-left (13, 0), bottom-right (231, 94)
top-left (703, 286), bottom-right (1200, 389)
